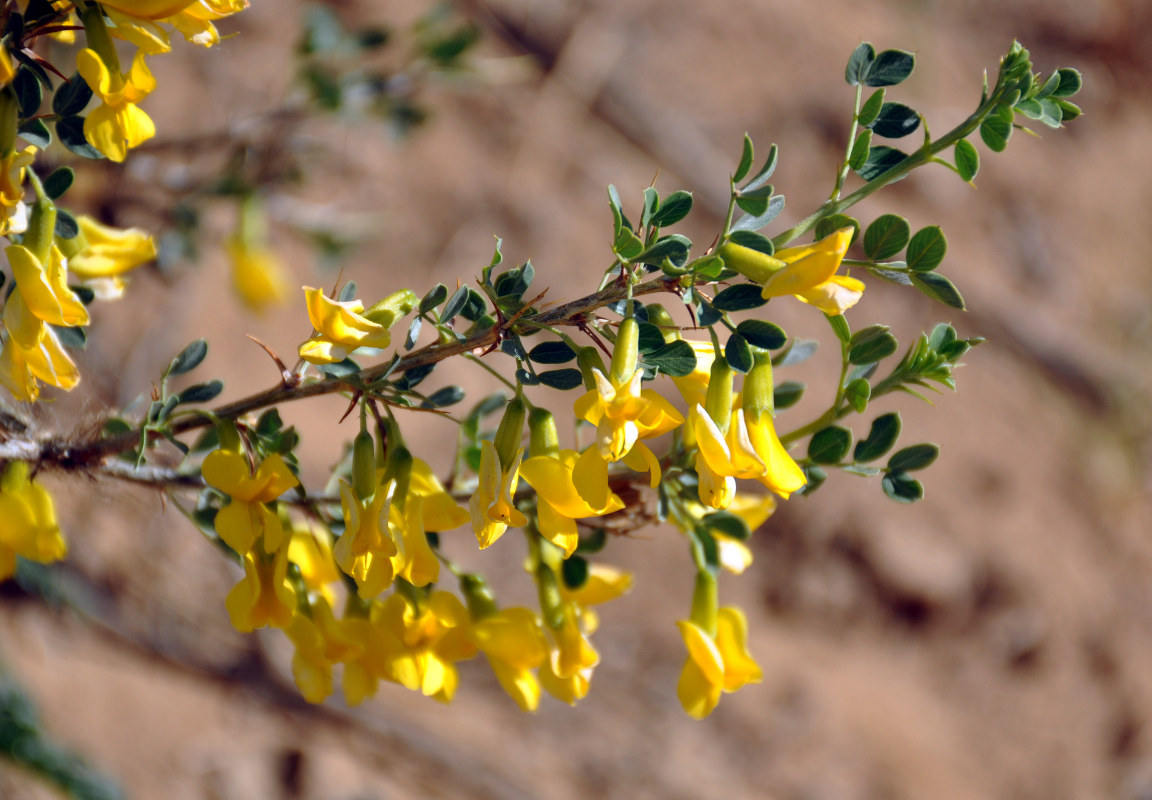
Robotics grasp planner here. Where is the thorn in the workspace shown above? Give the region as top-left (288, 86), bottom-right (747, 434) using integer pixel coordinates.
top-left (338, 391), bottom-right (362, 424)
top-left (246, 334), bottom-right (295, 387)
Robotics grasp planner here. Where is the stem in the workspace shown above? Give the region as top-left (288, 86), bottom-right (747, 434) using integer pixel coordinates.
top-left (831, 82), bottom-right (863, 201)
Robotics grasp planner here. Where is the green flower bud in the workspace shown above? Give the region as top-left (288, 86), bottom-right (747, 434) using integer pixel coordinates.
top-left (460, 573), bottom-right (499, 620)
top-left (690, 569), bottom-right (718, 638)
top-left (363, 289), bottom-right (419, 327)
top-left (716, 241), bottom-right (787, 284)
top-left (493, 396), bottom-right (526, 470)
top-left (352, 429), bottom-right (376, 501)
top-left (610, 316), bottom-right (640, 385)
top-left (703, 356), bottom-right (734, 433)
top-left (528, 406), bottom-right (559, 458)
top-left (742, 351), bottom-right (775, 421)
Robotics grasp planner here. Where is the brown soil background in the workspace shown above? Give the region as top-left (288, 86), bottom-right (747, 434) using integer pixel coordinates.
top-left (3, 0), bottom-right (1152, 798)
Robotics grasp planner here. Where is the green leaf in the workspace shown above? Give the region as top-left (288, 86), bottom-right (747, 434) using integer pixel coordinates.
top-left (441, 286), bottom-right (469, 322)
top-left (848, 325), bottom-right (898, 364)
top-left (43, 167), bottom-right (74, 200)
top-left (702, 511), bottom-right (751, 541)
top-left (736, 193), bottom-right (770, 217)
top-left (809, 426), bottom-right (852, 464)
top-left (856, 146), bottom-right (908, 181)
top-left (979, 113), bottom-right (1012, 152)
top-left (815, 214), bottom-right (860, 245)
top-left (690, 255), bottom-right (724, 279)
top-left (845, 42), bottom-right (875, 86)
top-left (849, 128), bottom-right (872, 171)
top-left (642, 187), bottom-right (659, 228)
top-left (166, 339), bottom-right (208, 377)
top-left (421, 386), bottom-right (465, 408)
top-left (18, 119), bottom-right (51, 148)
top-left (868, 102), bottom-right (920, 138)
top-left (911, 272), bottom-right (965, 309)
top-left (845, 378), bottom-right (871, 412)
top-left (826, 312), bottom-right (851, 344)
top-left (731, 195), bottom-right (785, 232)
top-left (863, 214), bottom-right (910, 260)
top-left (528, 340), bottom-right (576, 364)
top-left (1052, 68), bottom-right (1082, 98)
top-left (645, 340), bottom-right (697, 377)
top-left (797, 465), bottom-right (827, 496)
top-left (482, 236), bottom-right (503, 285)
top-left (337, 282), bottom-right (358, 303)
top-left (650, 191), bottom-right (693, 227)
top-left (955, 139), bottom-right (979, 183)
top-left (906, 226), bottom-right (947, 272)
top-left (857, 88), bottom-right (885, 126)
top-left (493, 260), bottom-right (534, 298)
top-left (419, 283), bottom-right (448, 313)
top-left (736, 319), bottom-right (787, 350)
top-left (864, 49), bottom-right (915, 87)
top-left (773, 338), bottom-right (818, 367)
top-left (773, 380), bottom-right (805, 409)
top-left (50, 324), bottom-right (86, 350)
top-left (727, 230), bottom-right (774, 256)
top-left (636, 234), bottom-right (691, 267)
top-left (404, 316), bottom-right (422, 350)
top-left (636, 322), bottom-right (665, 355)
top-left (177, 380), bottom-right (224, 405)
top-left (857, 412), bottom-right (898, 463)
top-left (613, 227), bottom-right (644, 260)
top-left (561, 555), bottom-right (589, 589)
top-left (13, 68), bottom-right (42, 119)
top-left (536, 368), bottom-right (584, 390)
top-left (712, 283), bottom-right (766, 312)
top-left (54, 209), bottom-right (79, 239)
top-left (52, 73), bottom-right (93, 117)
top-left (725, 333), bottom-right (753, 374)
top-left (1054, 99), bottom-right (1081, 122)
top-left (742, 143), bottom-right (778, 192)
top-left (887, 443), bottom-right (939, 471)
top-left (882, 470), bottom-right (923, 502)
top-left (733, 133), bottom-right (754, 182)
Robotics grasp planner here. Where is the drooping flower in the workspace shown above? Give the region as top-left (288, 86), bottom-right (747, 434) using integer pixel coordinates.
top-left (0, 462), bottom-right (66, 581)
top-left (677, 607), bottom-right (762, 719)
top-left (66, 215), bottom-right (157, 298)
top-left (0, 292), bottom-right (80, 402)
top-left (225, 546), bottom-right (296, 632)
top-left (77, 48), bottom-right (157, 163)
top-left (6, 244), bottom-right (90, 328)
top-left (469, 439), bottom-right (527, 549)
top-left (286, 520), bottom-right (341, 607)
top-left (539, 604), bottom-right (599, 705)
top-left (376, 591), bottom-right (477, 703)
top-left (201, 449), bottom-right (299, 555)
top-left (470, 606), bottom-right (549, 712)
top-left (99, 0), bottom-right (200, 19)
top-left (161, 0), bottom-right (249, 47)
top-left (297, 287), bottom-right (393, 365)
top-left (226, 235), bottom-right (290, 314)
top-left (0, 146), bottom-right (34, 237)
top-left (334, 480), bottom-right (398, 599)
top-left (719, 228), bottom-right (862, 315)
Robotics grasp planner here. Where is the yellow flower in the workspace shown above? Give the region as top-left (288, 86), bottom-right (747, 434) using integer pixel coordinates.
top-left (100, 0), bottom-right (199, 18)
top-left (0, 292), bottom-right (80, 401)
top-left (409, 457), bottom-right (469, 532)
top-left (286, 520), bottom-right (341, 607)
top-left (202, 449), bottom-right (299, 555)
top-left (226, 236), bottom-right (290, 314)
top-left (225, 546), bottom-right (296, 632)
top-left (334, 480), bottom-right (397, 599)
top-left (518, 448), bottom-right (624, 557)
top-left (0, 45), bottom-right (15, 88)
top-left (670, 339), bottom-right (716, 409)
top-left (0, 146), bottom-right (34, 236)
top-left (574, 367), bottom-right (683, 464)
top-left (539, 605), bottom-right (599, 705)
top-left (105, 9), bottom-right (172, 54)
top-left (284, 599), bottom-right (367, 705)
top-left (297, 286), bottom-right (393, 365)
top-left (718, 228), bottom-right (863, 315)
top-left (677, 607), bottom-right (762, 719)
top-left (66, 216), bottom-right (157, 299)
top-left (468, 439), bottom-right (526, 549)
top-left (7, 244), bottom-right (90, 328)
top-left (77, 48), bottom-right (157, 163)
top-left (378, 592), bottom-right (477, 703)
top-left (470, 607), bottom-right (549, 712)
top-left (0, 462), bottom-right (66, 581)
top-left (161, 0), bottom-right (249, 47)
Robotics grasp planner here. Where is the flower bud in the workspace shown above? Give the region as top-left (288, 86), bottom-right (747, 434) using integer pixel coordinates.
top-left (382, 445), bottom-right (413, 509)
top-left (646, 303), bottom-right (678, 342)
top-left (576, 346), bottom-right (608, 391)
top-left (493, 396), bottom-right (526, 470)
top-left (716, 241), bottom-right (787, 284)
top-left (352, 428), bottom-right (376, 501)
top-left (742, 351), bottom-right (775, 421)
top-left (690, 569), bottom-right (718, 638)
top-left (215, 419), bottom-right (242, 451)
top-left (363, 289), bottom-right (418, 328)
top-left (610, 317), bottom-right (640, 385)
top-left (527, 407), bottom-right (559, 458)
top-left (703, 356), bottom-right (734, 434)
top-left (460, 573), bottom-right (499, 620)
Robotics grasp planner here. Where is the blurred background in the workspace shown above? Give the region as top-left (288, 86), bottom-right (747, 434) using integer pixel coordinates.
top-left (2, 0), bottom-right (1151, 797)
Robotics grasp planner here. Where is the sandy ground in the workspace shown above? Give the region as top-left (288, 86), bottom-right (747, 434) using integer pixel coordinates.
top-left (3, 0), bottom-right (1152, 798)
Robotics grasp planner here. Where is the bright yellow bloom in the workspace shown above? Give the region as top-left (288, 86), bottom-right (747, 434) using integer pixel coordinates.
top-left (670, 339), bottom-right (716, 409)
top-left (677, 607), bottom-right (762, 719)
top-left (468, 439), bottom-right (526, 549)
top-left (409, 457), bottom-right (470, 532)
top-left (334, 480), bottom-right (397, 599)
top-left (226, 236), bottom-right (290, 314)
top-left (286, 520), bottom-right (341, 607)
top-left (297, 286), bottom-right (393, 365)
top-left (470, 607), bottom-right (549, 712)
top-left (388, 495), bottom-right (441, 588)
top-left (285, 599), bottom-right (367, 705)
top-left (225, 547), bottom-right (296, 632)
top-left (7, 244), bottom-right (90, 328)
top-left (719, 228), bottom-right (862, 315)
top-left (378, 592), bottom-right (477, 703)
top-left (518, 448), bottom-right (624, 557)
top-left (0, 146), bottom-right (33, 236)
top-left (66, 216), bottom-right (157, 299)
top-left (105, 9), bottom-right (172, 54)
top-left (539, 605), bottom-right (599, 705)
top-left (741, 408), bottom-right (806, 498)
top-left (0, 292), bottom-right (80, 401)
top-left (202, 449), bottom-right (299, 555)
top-left (77, 48), bottom-right (156, 163)
top-left (0, 45), bottom-right (15, 88)
top-left (100, 0), bottom-right (199, 18)
top-left (574, 367), bottom-right (683, 463)
top-left (161, 0), bottom-right (249, 47)
top-left (0, 462), bottom-right (66, 581)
